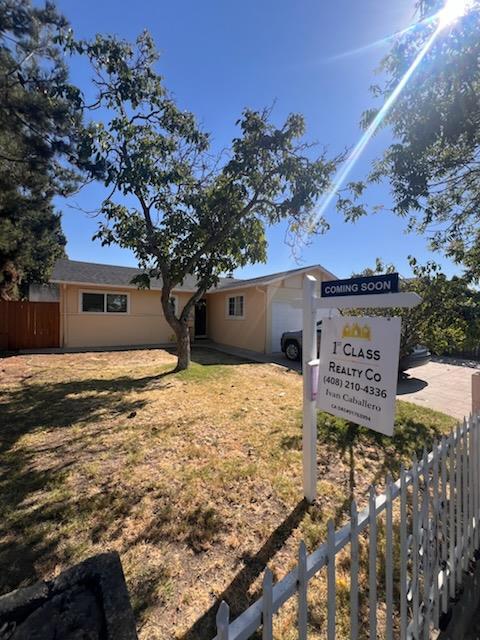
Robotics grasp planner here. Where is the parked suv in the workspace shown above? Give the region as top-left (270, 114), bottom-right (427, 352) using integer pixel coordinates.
top-left (281, 321), bottom-right (322, 361)
top-left (280, 321), bottom-right (431, 372)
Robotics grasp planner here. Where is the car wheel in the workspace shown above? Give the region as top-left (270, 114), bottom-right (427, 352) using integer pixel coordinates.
top-left (285, 341), bottom-right (300, 361)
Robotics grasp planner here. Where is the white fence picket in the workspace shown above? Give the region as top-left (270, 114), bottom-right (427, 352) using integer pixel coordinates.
top-left (456, 423), bottom-right (462, 587)
top-left (399, 465), bottom-right (408, 640)
top-left (327, 519), bottom-right (336, 640)
top-left (462, 420), bottom-right (469, 573)
top-left (298, 541), bottom-right (308, 640)
top-left (411, 455), bottom-right (420, 640)
top-left (475, 417), bottom-right (480, 551)
top-left (432, 440), bottom-right (440, 628)
top-left (468, 419), bottom-right (474, 558)
top-left (449, 429), bottom-right (456, 601)
top-left (368, 485), bottom-right (377, 640)
top-left (212, 415), bottom-right (480, 640)
top-left (422, 448), bottom-right (431, 639)
top-left (216, 601), bottom-right (230, 640)
top-left (262, 568), bottom-right (273, 640)
top-left (385, 476), bottom-right (393, 640)
top-left (440, 437), bottom-right (449, 616)
top-left (350, 500), bottom-right (359, 640)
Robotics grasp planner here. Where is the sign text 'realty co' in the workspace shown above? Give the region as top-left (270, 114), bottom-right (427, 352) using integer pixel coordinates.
top-left (316, 316), bottom-right (401, 436)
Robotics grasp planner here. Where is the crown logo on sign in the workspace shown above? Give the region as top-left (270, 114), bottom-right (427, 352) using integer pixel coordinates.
top-left (342, 323), bottom-right (371, 340)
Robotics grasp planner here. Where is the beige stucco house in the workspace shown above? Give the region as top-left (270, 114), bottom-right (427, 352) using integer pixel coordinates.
top-left (30, 259), bottom-right (336, 353)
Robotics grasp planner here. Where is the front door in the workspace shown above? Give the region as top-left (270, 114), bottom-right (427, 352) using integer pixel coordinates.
top-left (194, 298), bottom-right (207, 337)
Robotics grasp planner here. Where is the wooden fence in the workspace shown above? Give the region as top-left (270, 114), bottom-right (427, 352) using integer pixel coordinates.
top-left (213, 414), bottom-right (480, 639)
top-left (0, 300), bottom-right (59, 351)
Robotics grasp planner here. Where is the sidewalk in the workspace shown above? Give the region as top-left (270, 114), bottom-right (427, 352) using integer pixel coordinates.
top-left (396, 359), bottom-right (477, 421)
top-left (195, 340), bottom-right (301, 370)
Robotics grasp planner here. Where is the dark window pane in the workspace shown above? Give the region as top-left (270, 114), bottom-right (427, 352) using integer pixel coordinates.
top-left (82, 293), bottom-right (104, 312)
top-left (229, 297), bottom-right (235, 316)
top-left (238, 296), bottom-right (244, 316)
top-left (107, 294), bottom-right (127, 313)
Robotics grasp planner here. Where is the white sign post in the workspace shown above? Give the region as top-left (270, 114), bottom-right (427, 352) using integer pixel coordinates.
top-left (302, 274), bottom-right (421, 503)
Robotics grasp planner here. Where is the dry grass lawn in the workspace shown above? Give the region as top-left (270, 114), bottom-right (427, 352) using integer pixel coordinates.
top-left (0, 347), bottom-right (456, 639)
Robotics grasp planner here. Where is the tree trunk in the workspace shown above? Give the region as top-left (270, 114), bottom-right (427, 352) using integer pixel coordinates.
top-left (174, 321), bottom-right (191, 371)
top-left (0, 259), bottom-right (20, 301)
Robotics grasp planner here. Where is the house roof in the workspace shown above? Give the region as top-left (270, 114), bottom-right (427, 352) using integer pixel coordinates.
top-left (50, 258), bottom-right (336, 293)
top-left (213, 264), bottom-right (337, 292)
top-left (50, 259), bottom-right (202, 292)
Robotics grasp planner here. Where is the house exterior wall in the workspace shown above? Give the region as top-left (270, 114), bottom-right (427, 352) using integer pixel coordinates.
top-left (206, 286), bottom-right (267, 353)
top-left (265, 267), bottom-right (333, 352)
top-left (61, 284), bottom-right (192, 348)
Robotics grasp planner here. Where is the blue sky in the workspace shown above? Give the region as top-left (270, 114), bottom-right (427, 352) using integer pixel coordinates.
top-left (55, 0), bottom-right (461, 280)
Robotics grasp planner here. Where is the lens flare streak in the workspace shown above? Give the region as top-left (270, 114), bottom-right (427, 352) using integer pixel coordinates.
top-left (312, 24), bottom-right (443, 228)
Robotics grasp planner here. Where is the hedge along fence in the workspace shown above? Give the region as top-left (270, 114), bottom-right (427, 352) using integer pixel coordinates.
top-left (213, 414), bottom-right (480, 640)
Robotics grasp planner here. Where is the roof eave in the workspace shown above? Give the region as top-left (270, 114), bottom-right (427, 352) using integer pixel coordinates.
top-left (209, 264), bottom-right (338, 293)
top-left (50, 279), bottom-right (197, 293)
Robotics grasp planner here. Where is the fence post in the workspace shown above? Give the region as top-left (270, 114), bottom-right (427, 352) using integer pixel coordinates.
top-left (302, 275), bottom-right (317, 503)
top-left (472, 373), bottom-right (480, 417)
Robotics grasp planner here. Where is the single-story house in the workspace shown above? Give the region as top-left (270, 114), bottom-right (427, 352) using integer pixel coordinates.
top-left (29, 258), bottom-right (337, 353)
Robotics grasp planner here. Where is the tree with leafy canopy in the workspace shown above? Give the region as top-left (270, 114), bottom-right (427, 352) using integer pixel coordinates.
top-left (353, 258), bottom-right (480, 358)
top-left (72, 32), bottom-right (339, 370)
top-left (0, 0), bottom-right (87, 299)
top-left (339, 0), bottom-right (480, 281)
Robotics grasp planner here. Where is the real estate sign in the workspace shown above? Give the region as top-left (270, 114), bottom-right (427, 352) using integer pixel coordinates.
top-left (316, 315), bottom-right (401, 436)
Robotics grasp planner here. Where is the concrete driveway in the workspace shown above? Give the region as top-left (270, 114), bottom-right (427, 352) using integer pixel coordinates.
top-left (397, 359), bottom-right (479, 421)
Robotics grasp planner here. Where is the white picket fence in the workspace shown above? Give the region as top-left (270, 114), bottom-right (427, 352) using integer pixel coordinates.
top-left (213, 414), bottom-right (480, 639)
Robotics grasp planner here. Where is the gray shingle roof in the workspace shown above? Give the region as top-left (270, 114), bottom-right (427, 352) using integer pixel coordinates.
top-left (214, 264), bottom-right (337, 291)
top-left (50, 259), bottom-right (201, 291)
top-left (50, 259), bottom-right (336, 292)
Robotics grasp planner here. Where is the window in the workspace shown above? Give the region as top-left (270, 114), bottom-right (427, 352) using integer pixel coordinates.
top-left (227, 295), bottom-right (244, 318)
top-left (81, 291), bottom-right (128, 314)
top-left (82, 292), bottom-right (105, 313)
top-left (107, 293), bottom-right (128, 313)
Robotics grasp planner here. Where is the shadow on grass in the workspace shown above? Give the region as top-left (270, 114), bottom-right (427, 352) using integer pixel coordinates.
top-left (181, 500), bottom-right (310, 640)
top-left (0, 348), bottom-right (257, 608)
top-left (0, 368), bottom-right (179, 596)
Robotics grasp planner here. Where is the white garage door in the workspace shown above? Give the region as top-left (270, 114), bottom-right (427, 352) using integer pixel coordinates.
top-left (269, 301), bottom-right (339, 353)
top-left (270, 301), bottom-right (303, 353)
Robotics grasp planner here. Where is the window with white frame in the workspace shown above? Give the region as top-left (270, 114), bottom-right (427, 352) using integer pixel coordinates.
top-left (227, 295), bottom-right (244, 318)
top-left (81, 291), bottom-right (128, 313)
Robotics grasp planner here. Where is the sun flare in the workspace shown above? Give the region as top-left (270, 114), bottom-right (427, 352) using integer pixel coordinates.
top-left (439, 0), bottom-right (475, 27)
